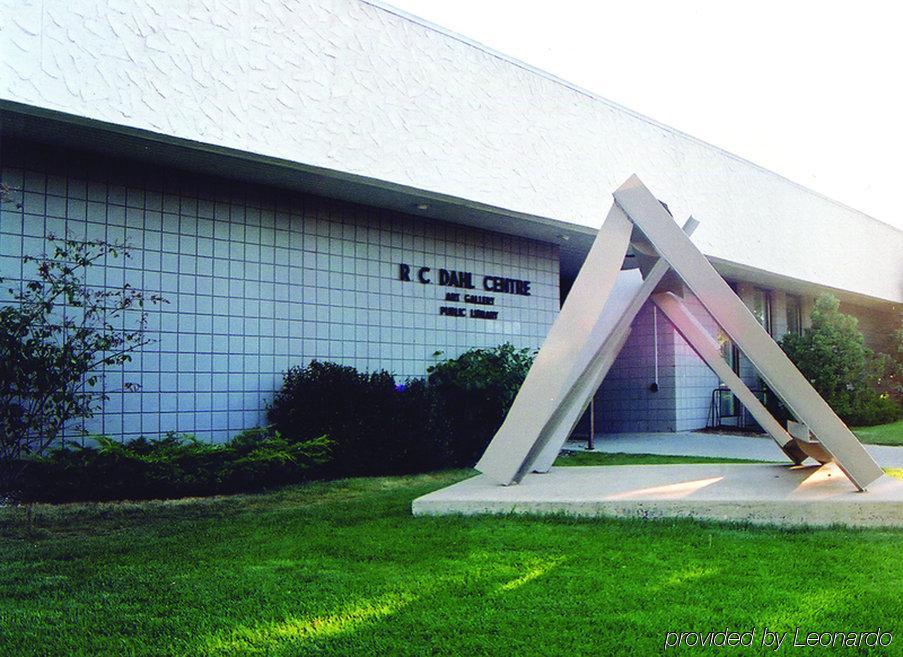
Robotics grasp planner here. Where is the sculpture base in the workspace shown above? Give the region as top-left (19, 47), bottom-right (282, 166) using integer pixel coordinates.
top-left (412, 464), bottom-right (903, 528)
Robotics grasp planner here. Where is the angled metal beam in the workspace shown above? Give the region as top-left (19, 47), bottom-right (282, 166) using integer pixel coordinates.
top-left (475, 204), bottom-right (634, 484)
top-left (613, 175), bottom-right (883, 490)
top-left (527, 217), bottom-right (700, 473)
top-left (651, 292), bottom-right (808, 464)
top-left (526, 271), bottom-right (642, 473)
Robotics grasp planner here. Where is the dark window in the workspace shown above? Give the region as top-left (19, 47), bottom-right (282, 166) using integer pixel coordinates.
top-left (786, 294), bottom-right (803, 336)
top-left (748, 288), bottom-right (773, 335)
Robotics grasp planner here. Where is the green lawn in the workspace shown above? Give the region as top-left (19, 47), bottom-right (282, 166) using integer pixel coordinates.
top-left (556, 450), bottom-right (903, 480)
top-left (553, 450), bottom-right (766, 466)
top-left (855, 419), bottom-right (903, 446)
top-left (1, 458), bottom-right (901, 656)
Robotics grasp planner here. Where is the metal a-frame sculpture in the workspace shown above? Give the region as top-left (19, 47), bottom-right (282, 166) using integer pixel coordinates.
top-left (475, 175), bottom-right (884, 491)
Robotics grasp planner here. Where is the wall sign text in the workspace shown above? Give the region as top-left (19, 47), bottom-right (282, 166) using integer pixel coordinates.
top-left (398, 263), bottom-right (533, 321)
top-left (398, 264), bottom-right (531, 296)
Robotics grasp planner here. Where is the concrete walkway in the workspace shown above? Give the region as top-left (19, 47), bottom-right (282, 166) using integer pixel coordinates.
top-left (563, 431), bottom-right (903, 468)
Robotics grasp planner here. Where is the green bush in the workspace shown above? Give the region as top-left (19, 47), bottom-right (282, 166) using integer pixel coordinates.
top-left (425, 343), bottom-right (535, 467)
top-left (267, 344), bottom-right (535, 476)
top-left (15, 343), bottom-right (534, 501)
top-left (267, 361), bottom-right (417, 477)
top-left (875, 324), bottom-right (903, 404)
top-left (16, 429), bottom-right (331, 503)
top-left (780, 294), bottom-right (902, 426)
top-left (848, 394), bottom-right (901, 427)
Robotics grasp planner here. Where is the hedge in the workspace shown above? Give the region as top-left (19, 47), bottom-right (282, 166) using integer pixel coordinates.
top-left (15, 429), bottom-right (330, 503)
top-left (9, 344), bottom-right (534, 502)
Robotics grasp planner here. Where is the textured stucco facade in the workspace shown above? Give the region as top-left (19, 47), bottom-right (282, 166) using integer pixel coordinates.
top-left (1, 0), bottom-right (901, 304)
top-left (0, 139), bottom-right (558, 442)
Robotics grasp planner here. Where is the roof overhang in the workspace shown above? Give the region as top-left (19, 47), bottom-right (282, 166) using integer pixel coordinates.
top-left (1, 103), bottom-right (597, 279)
top-left (709, 257), bottom-right (899, 311)
top-left (2, 104), bottom-right (898, 312)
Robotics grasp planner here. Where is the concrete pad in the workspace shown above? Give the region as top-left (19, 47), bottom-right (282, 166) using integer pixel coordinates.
top-left (412, 464), bottom-right (903, 528)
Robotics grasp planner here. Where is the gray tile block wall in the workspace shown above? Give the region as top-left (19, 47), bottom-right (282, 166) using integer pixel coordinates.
top-left (596, 302), bottom-right (678, 433)
top-left (671, 293), bottom-right (722, 431)
top-left (595, 291), bottom-right (731, 434)
top-left (0, 140), bottom-right (559, 442)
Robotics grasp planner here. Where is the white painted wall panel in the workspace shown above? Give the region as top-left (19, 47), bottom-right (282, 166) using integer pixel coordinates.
top-left (1, 0), bottom-right (900, 302)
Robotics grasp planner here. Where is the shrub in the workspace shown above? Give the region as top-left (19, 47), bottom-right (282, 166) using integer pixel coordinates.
top-left (780, 294), bottom-right (902, 426)
top-left (846, 394), bottom-right (901, 427)
top-left (15, 343), bottom-right (534, 500)
top-left (0, 236), bottom-right (166, 491)
top-left (875, 324), bottom-right (903, 405)
top-left (15, 429), bottom-right (331, 503)
top-left (267, 361), bottom-right (411, 477)
top-left (425, 343), bottom-right (535, 467)
top-left (267, 344), bottom-right (535, 476)
top-left (224, 426), bottom-right (331, 492)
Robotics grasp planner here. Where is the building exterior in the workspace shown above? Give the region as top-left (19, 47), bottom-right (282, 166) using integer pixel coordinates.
top-left (1, 0), bottom-right (900, 442)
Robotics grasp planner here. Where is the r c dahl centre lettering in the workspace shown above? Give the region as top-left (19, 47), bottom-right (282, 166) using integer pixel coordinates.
top-left (398, 263), bottom-right (532, 296)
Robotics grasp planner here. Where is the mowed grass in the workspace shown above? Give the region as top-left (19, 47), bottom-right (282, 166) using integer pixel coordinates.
top-left (557, 450), bottom-right (903, 480)
top-left (855, 419), bottom-right (903, 446)
top-left (553, 450), bottom-right (766, 466)
top-left (0, 457), bottom-right (901, 656)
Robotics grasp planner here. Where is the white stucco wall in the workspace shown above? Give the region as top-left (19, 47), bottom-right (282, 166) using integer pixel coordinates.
top-left (2, 0), bottom-right (901, 302)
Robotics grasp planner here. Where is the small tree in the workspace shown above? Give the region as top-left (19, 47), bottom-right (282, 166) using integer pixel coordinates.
top-left (780, 293), bottom-right (900, 426)
top-left (0, 236), bottom-right (166, 491)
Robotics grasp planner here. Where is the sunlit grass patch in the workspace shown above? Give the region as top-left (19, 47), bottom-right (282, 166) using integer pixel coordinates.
top-left (202, 591), bottom-right (416, 655)
top-left (495, 555), bottom-right (565, 593)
